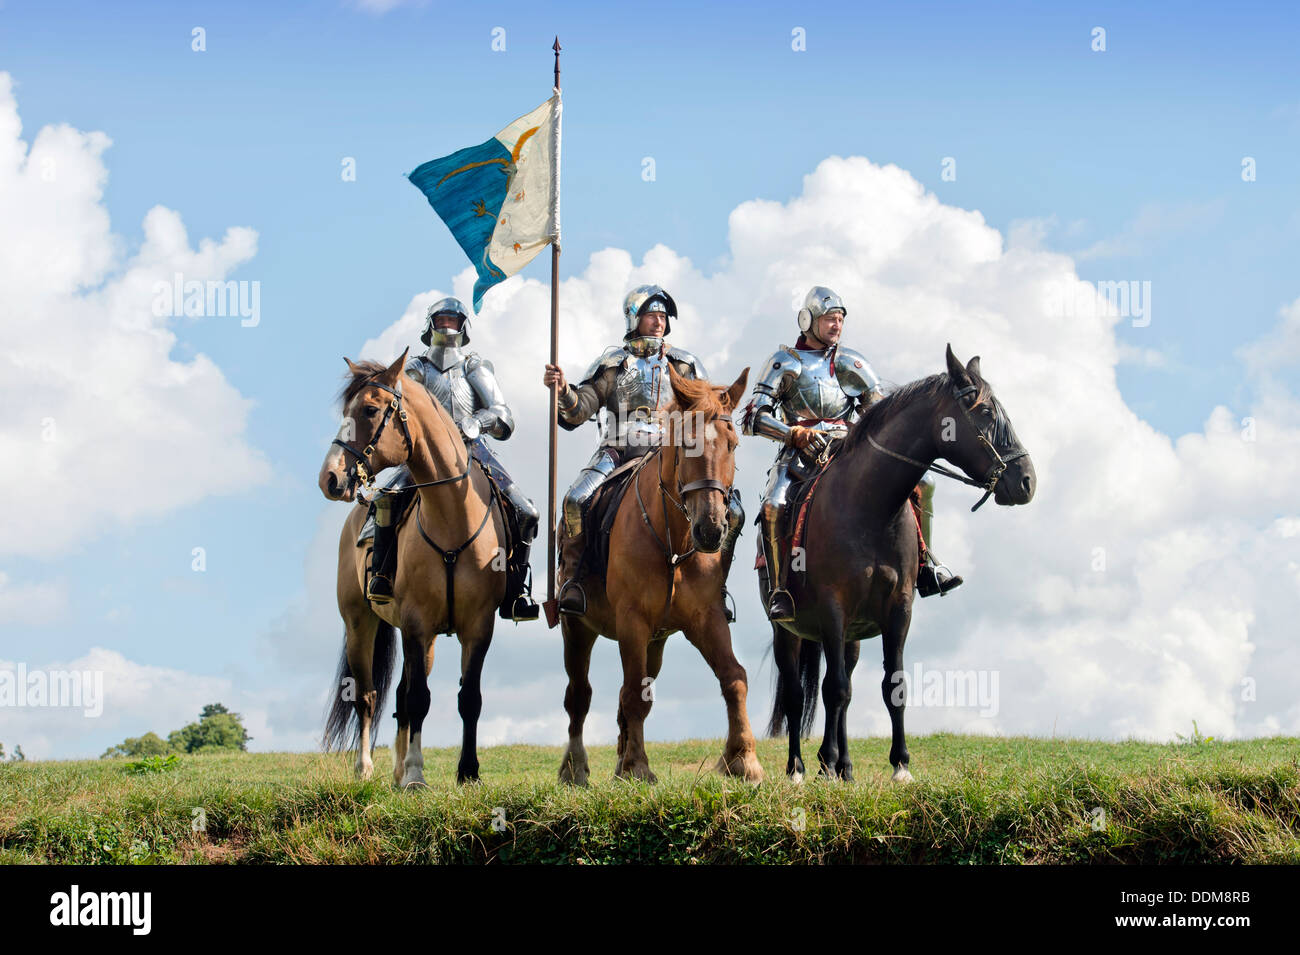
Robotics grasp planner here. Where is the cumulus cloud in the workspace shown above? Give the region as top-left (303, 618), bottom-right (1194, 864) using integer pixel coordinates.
top-left (0, 72), bottom-right (270, 560)
top-left (325, 154), bottom-right (1300, 750)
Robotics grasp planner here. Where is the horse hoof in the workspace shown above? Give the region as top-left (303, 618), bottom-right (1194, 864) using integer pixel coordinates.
top-left (789, 770), bottom-right (804, 785)
top-left (401, 772), bottom-right (428, 790)
top-left (891, 767), bottom-right (914, 784)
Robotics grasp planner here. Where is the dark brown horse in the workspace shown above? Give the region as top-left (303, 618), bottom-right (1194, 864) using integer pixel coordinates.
top-left (765, 345), bottom-right (1036, 782)
top-left (558, 366), bottom-right (764, 784)
top-left (318, 350), bottom-right (509, 787)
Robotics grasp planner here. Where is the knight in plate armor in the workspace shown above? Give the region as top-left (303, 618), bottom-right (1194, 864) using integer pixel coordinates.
top-left (542, 285), bottom-right (745, 618)
top-left (364, 297), bottom-right (540, 621)
top-left (742, 286), bottom-right (963, 622)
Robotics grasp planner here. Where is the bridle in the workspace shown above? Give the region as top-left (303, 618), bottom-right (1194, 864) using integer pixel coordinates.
top-left (634, 411), bottom-right (735, 627)
top-left (866, 380), bottom-right (1028, 512)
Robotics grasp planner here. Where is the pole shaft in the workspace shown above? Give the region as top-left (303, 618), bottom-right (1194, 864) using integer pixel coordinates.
top-left (547, 37), bottom-right (562, 601)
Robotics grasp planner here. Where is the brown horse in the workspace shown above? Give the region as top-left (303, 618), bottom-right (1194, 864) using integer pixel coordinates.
top-left (318, 349), bottom-right (508, 787)
top-left (557, 365), bottom-right (764, 784)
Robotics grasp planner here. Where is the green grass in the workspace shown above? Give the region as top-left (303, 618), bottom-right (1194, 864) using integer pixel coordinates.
top-left (2, 734), bottom-right (1298, 864)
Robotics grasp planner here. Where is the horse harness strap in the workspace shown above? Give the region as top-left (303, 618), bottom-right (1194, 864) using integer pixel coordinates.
top-left (414, 480), bottom-right (494, 635)
top-left (866, 382), bottom-right (1028, 512)
top-left (634, 419), bottom-right (734, 632)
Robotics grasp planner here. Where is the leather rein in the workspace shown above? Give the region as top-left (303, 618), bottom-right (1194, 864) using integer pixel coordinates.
top-left (865, 382), bottom-right (1028, 512)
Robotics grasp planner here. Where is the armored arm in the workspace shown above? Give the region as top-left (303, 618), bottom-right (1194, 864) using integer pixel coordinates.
top-left (834, 347), bottom-right (886, 419)
top-left (741, 348), bottom-right (798, 443)
top-left (403, 356), bottom-right (428, 387)
top-left (557, 348), bottom-right (620, 432)
top-left (463, 355), bottom-right (514, 441)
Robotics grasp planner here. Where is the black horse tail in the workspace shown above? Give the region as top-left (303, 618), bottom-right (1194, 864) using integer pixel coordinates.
top-left (767, 635), bottom-right (825, 738)
top-left (323, 621), bottom-right (398, 753)
top-left (797, 639), bottom-right (822, 738)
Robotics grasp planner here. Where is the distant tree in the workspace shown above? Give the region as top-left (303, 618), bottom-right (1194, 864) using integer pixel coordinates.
top-left (0, 743), bottom-right (5, 759)
top-left (167, 703), bottom-right (251, 754)
top-left (101, 732), bottom-right (173, 759)
top-left (12, 745), bottom-right (24, 762)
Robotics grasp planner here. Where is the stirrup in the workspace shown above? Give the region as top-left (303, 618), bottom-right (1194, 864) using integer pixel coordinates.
top-left (557, 580), bottom-right (587, 616)
top-left (366, 574), bottom-right (394, 605)
top-left (766, 588), bottom-right (795, 623)
top-left (722, 588), bottom-right (737, 624)
top-left (504, 594), bottom-right (540, 622)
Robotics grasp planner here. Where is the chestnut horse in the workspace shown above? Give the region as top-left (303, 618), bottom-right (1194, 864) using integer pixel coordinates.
top-left (765, 346), bottom-right (1036, 783)
top-left (557, 366), bottom-right (764, 784)
top-left (318, 349), bottom-right (508, 787)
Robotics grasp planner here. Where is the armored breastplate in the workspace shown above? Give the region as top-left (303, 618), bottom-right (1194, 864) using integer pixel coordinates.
top-left (420, 355), bottom-right (478, 426)
top-left (781, 348), bottom-right (855, 424)
top-left (607, 338), bottom-right (670, 446)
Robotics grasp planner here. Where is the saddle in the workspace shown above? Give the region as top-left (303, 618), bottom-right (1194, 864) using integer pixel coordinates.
top-left (580, 452), bottom-right (651, 581)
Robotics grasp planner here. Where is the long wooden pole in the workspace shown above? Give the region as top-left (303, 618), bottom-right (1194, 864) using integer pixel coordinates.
top-left (546, 37), bottom-right (562, 613)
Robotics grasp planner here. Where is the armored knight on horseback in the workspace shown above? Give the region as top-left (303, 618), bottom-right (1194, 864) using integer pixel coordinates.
top-left (743, 286), bottom-right (963, 622)
top-left (542, 285), bottom-right (745, 617)
top-left (364, 296), bottom-right (540, 621)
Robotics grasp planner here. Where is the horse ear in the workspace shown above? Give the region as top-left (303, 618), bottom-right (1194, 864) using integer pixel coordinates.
top-left (966, 355), bottom-right (982, 380)
top-left (343, 357), bottom-right (360, 375)
top-left (381, 347), bottom-right (410, 385)
top-left (723, 367), bottom-right (749, 411)
top-left (945, 343), bottom-right (972, 386)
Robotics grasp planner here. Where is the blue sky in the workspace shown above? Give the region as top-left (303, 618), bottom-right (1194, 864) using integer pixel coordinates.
top-left (2, 0), bottom-right (1298, 757)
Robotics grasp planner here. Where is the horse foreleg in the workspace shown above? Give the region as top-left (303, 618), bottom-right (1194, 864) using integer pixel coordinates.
top-left (456, 617), bottom-right (494, 784)
top-left (392, 662), bottom-right (409, 788)
top-left (817, 606), bottom-right (850, 780)
top-left (771, 624), bottom-right (805, 782)
top-left (343, 615), bottom-right (379, 781)
top-left (558, 619), bottom-right (598, 785)
top-left (398, 628), bottom-right (434, 789)
top-left (685, 614), bottom-right (764, 783)
top-left (838, 641), bottom-right (860, 781)
top-left (614, 618), bottom-right (656, 783)
top-left (881, 601), bottom-right (914, 783)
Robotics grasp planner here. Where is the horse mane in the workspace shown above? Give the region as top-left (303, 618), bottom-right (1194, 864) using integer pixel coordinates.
top-left (337, 360), bottom-right (389, 409)
top-left (666, 374), bottom-right (729, 417)
top-left (844, 371), bottom-right (992, 450)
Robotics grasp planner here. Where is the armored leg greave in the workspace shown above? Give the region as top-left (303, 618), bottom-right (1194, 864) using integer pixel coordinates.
top-left (913, 477), bottom-right (963, 597)
top-left (719, 487), bottom-right (745, 623)
top-left (366, 491), bottom-right (398, 604)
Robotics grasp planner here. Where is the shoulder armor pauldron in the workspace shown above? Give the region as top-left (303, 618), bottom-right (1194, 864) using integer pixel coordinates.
top-left (579, 345), bottom-right (628, 386)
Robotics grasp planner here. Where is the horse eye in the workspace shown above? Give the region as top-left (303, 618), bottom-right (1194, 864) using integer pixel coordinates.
top-left (364, 405), bottom-right (380, 418)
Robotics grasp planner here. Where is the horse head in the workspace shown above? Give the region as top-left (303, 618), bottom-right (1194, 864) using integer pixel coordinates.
top-left (939, 344), bottom-right (1036, 506)
top-left (319, 348), bottom-right (413, 502)
top-left (664, 364), bottom-right (749, 553)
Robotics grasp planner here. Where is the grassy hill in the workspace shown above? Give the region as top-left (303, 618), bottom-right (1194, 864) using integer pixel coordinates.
top-left (2, 734), bottom-right (1298, 864)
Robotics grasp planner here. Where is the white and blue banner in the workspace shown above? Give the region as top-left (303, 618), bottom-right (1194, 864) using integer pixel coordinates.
top-left (408, 91), bottom-right (561, 312)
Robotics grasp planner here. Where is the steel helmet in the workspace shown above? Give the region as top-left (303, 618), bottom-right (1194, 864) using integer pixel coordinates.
top-left (420, 296), bottom-right (471, 346)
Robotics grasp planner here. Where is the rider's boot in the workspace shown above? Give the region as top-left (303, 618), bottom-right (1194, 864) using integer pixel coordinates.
top-left (499, 483), bottom-right (540, 621)
top-left (556, 529), bottom-right (588, 616)
top-left (365, 494), bottom-right (397, 604)
top-left (762, 504), bottom-right (795, 622)
top-left (911, 484), bottom-right (963, 597)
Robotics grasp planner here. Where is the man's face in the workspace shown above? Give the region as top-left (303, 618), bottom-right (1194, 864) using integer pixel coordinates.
top-left (637, 309), bottom-right (667, 337)
top-left (434, 313), bottom-right (462, 332)
top-left (813, 309), bottom-right (844, 345)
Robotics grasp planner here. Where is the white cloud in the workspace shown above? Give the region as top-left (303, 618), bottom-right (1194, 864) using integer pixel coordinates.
top-left (329, 154), bottom-right (1300, 750)
top-left (1238, 296), bottom-right (1300, 373)
top-left (0, 73), bottom-right (270, 559)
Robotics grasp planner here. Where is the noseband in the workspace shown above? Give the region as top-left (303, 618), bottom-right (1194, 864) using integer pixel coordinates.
top-left (867, 381), bottom-right (1028, 511)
